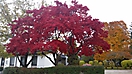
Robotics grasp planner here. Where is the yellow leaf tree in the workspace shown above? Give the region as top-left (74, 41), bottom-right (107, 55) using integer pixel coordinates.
top-left (94, 21), bottom-right (132, 61)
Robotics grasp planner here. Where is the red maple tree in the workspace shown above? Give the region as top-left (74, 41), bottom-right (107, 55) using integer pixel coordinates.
top-left (6, 0), bottom-right (110, 67)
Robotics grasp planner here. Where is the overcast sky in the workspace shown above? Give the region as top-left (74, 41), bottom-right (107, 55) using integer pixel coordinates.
top-left (45, 0), bottom-right (132, 27)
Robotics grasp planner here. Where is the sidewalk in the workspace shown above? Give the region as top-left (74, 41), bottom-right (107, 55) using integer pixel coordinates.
top-left (105, 70), bottom-right (132, 74)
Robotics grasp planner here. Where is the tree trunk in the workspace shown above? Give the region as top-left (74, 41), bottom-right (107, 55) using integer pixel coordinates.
top-left (24, 53), bottom-right (28, 67)
top-left (53, 53), bottom-right (61, 66)
top-left (17, 55), bottom-right (26, 67)
top-left (16, 53), bottom-right (35, 68)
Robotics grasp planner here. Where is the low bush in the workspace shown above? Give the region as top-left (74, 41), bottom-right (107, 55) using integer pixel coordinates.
top-left (103, 60), bottom-right (108, 68)
top-left (115, 67), bottom-right (124, 69)
top-left (89, 61), bottom-right (93, 65)
top-left (106, 67), bottom-right (112, 69)
top-left (121, 60), bottom-right (128, 68)
top-left (81, 55), bottom-right (94, 63)
top-left (121, 60), bottom-right (132, 69)
top-left (106, 67), bottom-right (121, 70)
top-left (3, 67), bottom-right (43, 74)
top-left (79, 60), bottom-right (85, 66)
top-left (127, 60), bottom-right (132, 68)
top-left (0, 67), bottom-right (3, 71)
top-left (3, 66), bottom-right (104, 74)
top-left (68, 55), bottom-right (79, 65)
top-left (109, 61), bottom-right (115, 68)
top-left (57, 63), bottom-right (65, 67)
top-left (99, 62), bottom-right (103, 66)
top-left (93, 60), bottom-right (98, 66)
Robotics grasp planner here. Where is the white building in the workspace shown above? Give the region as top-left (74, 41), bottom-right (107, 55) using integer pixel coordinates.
top-left (0, 54), bottom-right (67, 68)
top-left (0, 54), bottom-right (68, 68)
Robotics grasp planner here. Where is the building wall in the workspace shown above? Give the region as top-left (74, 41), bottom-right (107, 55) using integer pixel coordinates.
top-left (0, 58), bottom-right (1, 66)
top-left (0, 54), bottom-right (55, 68)
top-left (37, 54), bottom-right (55, 68)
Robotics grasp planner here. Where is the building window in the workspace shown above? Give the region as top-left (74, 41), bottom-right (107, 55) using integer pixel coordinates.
top-left (31, 56), bottom-right (37, 66)
top-left (10, 57), bottom-right (15, 66)
top-left (1, 58), bottom-right (5, 66)
top-left (58, 55), bottom-right (66, 65)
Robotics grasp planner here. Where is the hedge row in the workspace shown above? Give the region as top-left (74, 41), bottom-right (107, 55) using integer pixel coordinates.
top-left (3, 66), bottom-right (104, 74)
top-left (0, 67), bottom-right (3, 71)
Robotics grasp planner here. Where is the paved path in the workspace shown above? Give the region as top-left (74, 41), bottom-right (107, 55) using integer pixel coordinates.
top-left (105, 70), bottom-right (132, 74)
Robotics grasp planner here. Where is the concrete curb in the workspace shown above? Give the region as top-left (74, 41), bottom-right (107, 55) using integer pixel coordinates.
top-left (105, 70), bottom-right (132, 74)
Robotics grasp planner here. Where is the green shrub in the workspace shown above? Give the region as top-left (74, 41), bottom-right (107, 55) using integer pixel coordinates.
top-left (0, 67), bottom-right (3, 71)
top-left (109, 61), bottom-right (115, 68)
top-left (93, 60), bottom-right (98, 66)
top-left (117, 67), bottom-right (124, 69)
top-left (103, 60), bottom-right (108, 68)
top-left (3, 67), bottom-right (43, 74)
top-left (121, 60), bottom-right (128, 69)
top-left (99, 62), bottom-right (103, 66)
top-left (127, 60), bottom-right (132, 67)
top-left (72, 60), bottom-right (79, 65)
top-left (57, 63), bottom-right (65, 67)
top-left (81, 55), bottom-right (94, 63)
top-left (89, 61), bottom-right (93, 65)
top-left (45, 66), bottom-right (104, 74)
top-left (121, 60), bottom-right (132, 69)
top-left (3, 66), bottom-right (104, 74)
top-left (106, 67), bottom-right (112, 69)
top-left (79, 60), bottom-right (85, 66)
top-left (105, 67), bottom-right (131, 70)
top-left (113, 67), bottom-right (118, 69)
top-left (68, 55), bottom-right (79, 65)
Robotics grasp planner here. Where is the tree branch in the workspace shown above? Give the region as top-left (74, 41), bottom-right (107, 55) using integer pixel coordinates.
top-left (16, 55), bottom-right (24, 67)
top-left (26, 55), bottom-right (35, 67)
top-left (42, 52), bottom-right (56, 66)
